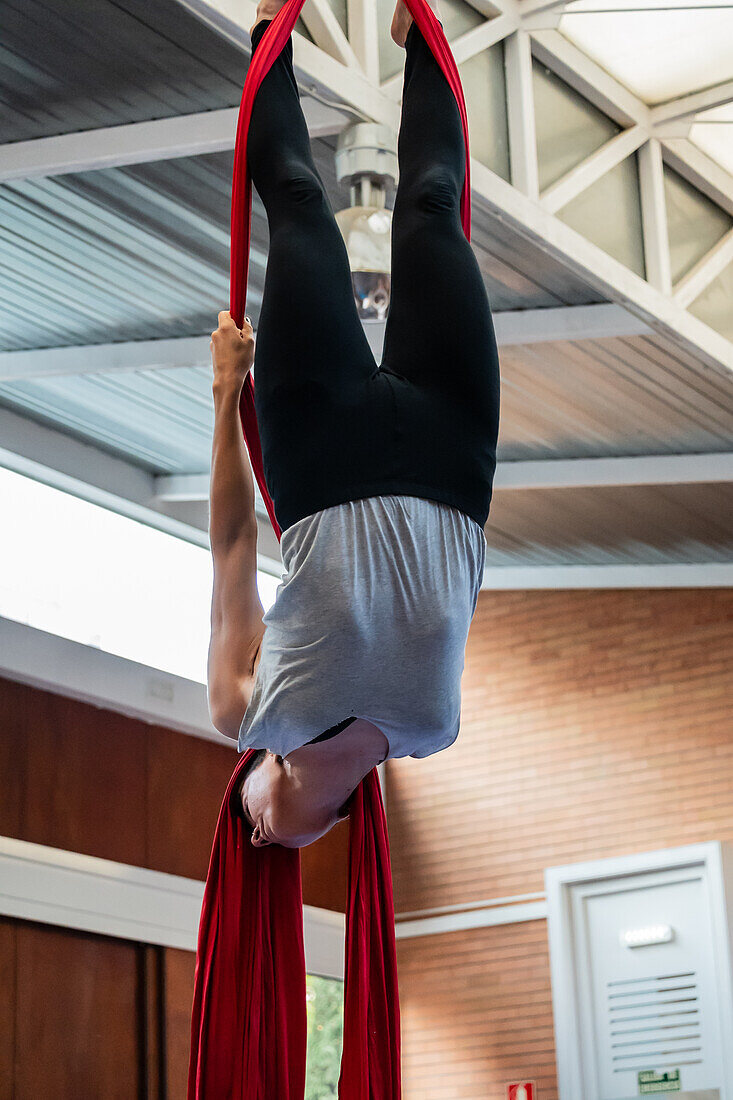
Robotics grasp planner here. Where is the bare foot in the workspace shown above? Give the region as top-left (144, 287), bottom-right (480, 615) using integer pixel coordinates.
top-left (391, 0), bottom-right (441, 47)
top-left (250, 0), bottom-right (287, 38)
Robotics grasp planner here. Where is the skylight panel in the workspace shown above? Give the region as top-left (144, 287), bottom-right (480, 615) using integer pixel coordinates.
top-left (559, 1), bottom-right (733, 104)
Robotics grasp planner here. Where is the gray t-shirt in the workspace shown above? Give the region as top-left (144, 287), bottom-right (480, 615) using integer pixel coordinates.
top-left (238, 494), bottom-right (487, 761)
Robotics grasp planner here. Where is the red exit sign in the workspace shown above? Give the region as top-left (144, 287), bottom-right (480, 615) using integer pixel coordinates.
top-left (507, 1085), bottom-right (536, 1100)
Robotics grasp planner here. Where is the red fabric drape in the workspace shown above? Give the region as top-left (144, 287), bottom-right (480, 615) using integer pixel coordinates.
top-left (188, 2), bottom-right (471, 1095)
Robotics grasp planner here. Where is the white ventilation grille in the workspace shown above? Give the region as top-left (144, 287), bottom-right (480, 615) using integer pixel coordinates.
top-left (609, 970), bottom-right (704, 1075)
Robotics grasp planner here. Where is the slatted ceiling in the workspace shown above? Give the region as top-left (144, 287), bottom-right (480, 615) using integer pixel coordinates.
top-left (0, 138), bottom-right (341, 353)
top-left (0, 365), bottom-right (214, 472)
top-left (498, 336), bottom-right (733, 459)
top-left (470, 212), bottom-right (603, 309)
top-left (485, 484), bottom-right (733, 566)
top-left (582, 336), bottom-right (733, 432)
top-left (0, 0), bottom-right (246, 143)
top-left (0, 164), bottom-right (232, 351)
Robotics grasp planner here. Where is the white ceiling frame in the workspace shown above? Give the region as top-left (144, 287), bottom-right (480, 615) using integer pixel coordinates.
top-left (469, 156), bottom-right (733, 374)
top-left (527, 27), bottom-right (649, 127)
top-left (492, 302), bottom-right (651, 341)
top-left (674, 226), bottom-right (733, 309)
top-left (528, 28), bottom-right (733, 223)
top-left (517, 0), bottom-right (570, 15)
top-left (650, 78), bottom-right (733, 127)
top-left (662, 138), bottom-right (733, 220)
top-left (179, 0), bottom-right (397, 126)
top-left (0, 305), bottom-right (650, 382)
top-left (505, 29), bottom-right (541, 199)
top-left (494, 452), bottom-right (733, 490)
top-left (0, 336), bottom-right (212, 381)
top-left (299, 0), bottom-right (363, 70)
top-left (453, 11), bottom-right (520, 63)
top-left (0, 101), bottom-right (353, 184)
top-left (346, 0), bottom-right (380, 83)
top-left (379, 12), bottom-right (519, 99)
top-left (638, 138), bottom-right (673, 295)
top-left (482, 563), bottom-right (733, 589)
top-left (541, 124), bottom-right (646, 214)
top-left (155, 452), bottom-right (733, 503)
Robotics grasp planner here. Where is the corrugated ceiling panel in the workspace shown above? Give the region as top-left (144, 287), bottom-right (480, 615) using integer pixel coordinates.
top-left (485, 482), bottom-right (733, 566)
top-left (498, 333), bottom-right (733, 460)
top-left (0, 366), bottom-right (213, 472)
top-left (0, 152), bottom-right (243, 350)
top-left (0, 0), bottom-right (247, 143)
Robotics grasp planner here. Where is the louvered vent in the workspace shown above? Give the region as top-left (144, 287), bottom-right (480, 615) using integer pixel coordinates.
top-left (608, 971), bottom-right (703, 1075)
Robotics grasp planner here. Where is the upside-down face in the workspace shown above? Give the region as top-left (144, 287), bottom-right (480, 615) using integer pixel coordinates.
top-left (238, 749), bottom-right (351, 848)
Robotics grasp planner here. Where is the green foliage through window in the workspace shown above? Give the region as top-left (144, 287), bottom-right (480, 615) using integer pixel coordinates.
top-left (305, 975), bottom-right (344, 1099)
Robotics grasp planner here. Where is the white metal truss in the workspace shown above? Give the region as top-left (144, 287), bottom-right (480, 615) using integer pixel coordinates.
top-left (638, 138), bottom-right (673, 294)
top-left (481, 562), bottom-right (733, 588)
top-left (541, 125), bottom-right (646, 214)
top-left (505, 28), bottom-right (540, 198)
top-left (153, 453), bottom-right (733, 504)
top-left (175, 0), bottom-right (732, 356)
top-left (674, 226), bottom-right (733, 309)
top-left (0, 101), bottom-right (352, 183)
top-left (0, 305), bottom-right (651, 382)
top-left (1, 0), bottom-right (731, 340)
top-left (649, 78), bottom-right (733, 127)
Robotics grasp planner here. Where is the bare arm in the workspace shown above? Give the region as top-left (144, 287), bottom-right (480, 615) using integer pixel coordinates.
top-left (207, 311), bottom-right (266, 739)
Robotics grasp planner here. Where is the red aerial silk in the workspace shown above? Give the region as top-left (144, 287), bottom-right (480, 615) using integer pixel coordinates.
top-left (188, 1), bottom-right (471, 1095)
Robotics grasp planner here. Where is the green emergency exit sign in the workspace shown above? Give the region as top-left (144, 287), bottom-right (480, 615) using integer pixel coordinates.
top-left (638, 1069), bottom-right (681, 1094)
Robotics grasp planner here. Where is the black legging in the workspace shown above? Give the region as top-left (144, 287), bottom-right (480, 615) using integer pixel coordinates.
top-left (246, 17), bottom-right (500, 533)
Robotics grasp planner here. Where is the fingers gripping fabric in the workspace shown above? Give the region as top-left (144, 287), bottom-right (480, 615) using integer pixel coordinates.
top-left (188, 2), bottom-right (472, 1096)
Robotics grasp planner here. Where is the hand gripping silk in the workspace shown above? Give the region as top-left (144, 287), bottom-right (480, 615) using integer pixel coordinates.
top-left (188, 1), bottom-right (472, 1095)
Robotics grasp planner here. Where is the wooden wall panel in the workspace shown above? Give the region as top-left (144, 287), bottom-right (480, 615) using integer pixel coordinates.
top-left (22, 686), bottom-right (148, 866)
top-left (0, 919), bottom-right (15, 1100)
top-left (388, 589), bottom-right (733, 914)
top-left (0, 678), bottom-right (25, 838)
top-left (398, 920), bottom-right (558, 1100)
top-left (163, 948), bottom-right (197, 1099)
top-left (301, 817), bottom-right (349, 912)
top-left (0, 676), bottom-right (349, 910)
top-left (0, 678), bottom-right (354, 1096)
top-left (14, 922), bottom-right (143, 1099)
top-left (147, 726), bottom-right (236, 880)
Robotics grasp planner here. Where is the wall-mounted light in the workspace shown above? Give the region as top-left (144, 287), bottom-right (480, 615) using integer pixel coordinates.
top-left (620, 924), bottom-right (674, 948)
top-left (334, 122), bottom-right (397, 323)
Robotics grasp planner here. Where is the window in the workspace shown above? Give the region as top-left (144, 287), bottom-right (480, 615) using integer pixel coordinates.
top-left (305, 974), bottom-right (344, 1099)
top-left (0, 467), bottom-right (280, 683)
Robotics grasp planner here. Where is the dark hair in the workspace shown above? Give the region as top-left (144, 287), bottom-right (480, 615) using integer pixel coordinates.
top-left (233, 749), bottom-right (268, 824)
top-left (336, 787), bottom-right (357, 821)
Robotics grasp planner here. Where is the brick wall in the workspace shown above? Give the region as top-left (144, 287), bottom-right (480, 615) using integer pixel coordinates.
top-left (399, 921), bottom-right (557, 1100)
top-left (388, 588), bottom-right (733, 1098)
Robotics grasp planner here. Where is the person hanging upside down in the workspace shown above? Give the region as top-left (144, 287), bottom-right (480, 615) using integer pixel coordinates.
top-left (207, 0), bottom-right (500, 849)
